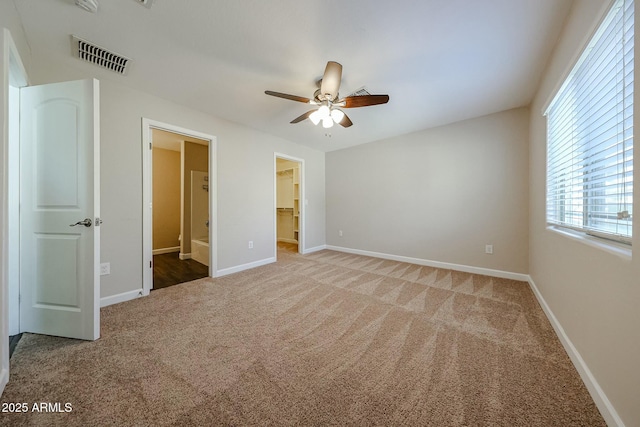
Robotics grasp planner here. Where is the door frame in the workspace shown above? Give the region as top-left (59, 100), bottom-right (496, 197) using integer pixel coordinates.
top-left (141, 118), bottom-right (217, 295)
top-left (274, 153), bottom-right (305, 257)
top-left (1, 28), bottom-right (29, 395)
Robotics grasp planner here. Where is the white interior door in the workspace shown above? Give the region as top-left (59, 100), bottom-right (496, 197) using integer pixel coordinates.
top-left (19, 79), bottom-right (100, 341)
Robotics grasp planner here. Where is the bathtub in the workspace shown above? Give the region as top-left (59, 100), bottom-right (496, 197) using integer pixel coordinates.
top-left (191, 237), bottom-right (209, 267)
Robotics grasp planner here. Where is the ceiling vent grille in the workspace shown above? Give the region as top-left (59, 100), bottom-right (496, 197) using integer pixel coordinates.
top-left (72, 35), bottom-right (131, 75)
top-left (347, 87), bottom-right (371, 97)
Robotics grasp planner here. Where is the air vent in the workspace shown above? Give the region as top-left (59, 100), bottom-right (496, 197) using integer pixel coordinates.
top-left (347, 87), bottom-right (371, 97)
top-left (72, 35), bottom-right (131, 75)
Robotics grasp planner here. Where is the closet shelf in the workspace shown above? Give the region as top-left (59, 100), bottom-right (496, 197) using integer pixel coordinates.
top-left (276, 164), bottom-right (300, 244)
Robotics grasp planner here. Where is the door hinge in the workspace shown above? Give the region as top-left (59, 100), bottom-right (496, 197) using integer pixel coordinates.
top-left (149, 142), bottom-right (152, 150)
top-left (150, 260), bottom-right (152, 268)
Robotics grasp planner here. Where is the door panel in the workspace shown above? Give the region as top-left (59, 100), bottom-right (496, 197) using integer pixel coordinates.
top-left (34, 234), bottom-right (80, 309)
top-left (35, 101), bottom-right (80, 207)
top-left (20, 79), bottom-right (100, 340)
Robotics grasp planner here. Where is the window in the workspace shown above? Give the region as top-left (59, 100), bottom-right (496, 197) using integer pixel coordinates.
top-left (546, 0), bottom-right (634, 244)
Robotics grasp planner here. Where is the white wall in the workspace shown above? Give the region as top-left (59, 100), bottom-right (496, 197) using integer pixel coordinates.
top-left (326, 107), bottom-right (530, 275)
top-left (25, 51), bottom-right (326, 299)
top-left (529, 1), bottom-right (640, 425)
top-left (0, 4), bottom-right (31, 75)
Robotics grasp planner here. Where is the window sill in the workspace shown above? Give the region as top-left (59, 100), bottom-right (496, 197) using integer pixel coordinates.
top-left (546, 225), bottom-right (632, 260)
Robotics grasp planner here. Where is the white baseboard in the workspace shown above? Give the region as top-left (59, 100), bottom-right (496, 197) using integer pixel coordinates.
top-left (152, 246), bottom-right (180, 255)
top-left (216, 257), bottom-right (276, 278)
top-left (325, 245), bottom-right (529, 281)
top-left (302, 244), bottom-right (327, 254)
top-left (100, 289), bottom-right (144, 308)
top-left (179, 252), bottom-right (191, 260)
top-left (527, 277), bottom-right (624, 427)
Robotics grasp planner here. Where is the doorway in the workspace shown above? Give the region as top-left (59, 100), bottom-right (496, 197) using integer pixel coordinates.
top-left (151, 129), bottom-right (209, 289)
top-left (275, 154), bottom-right (304, 257)
top-left (142, 120), bottom-right (217, 295)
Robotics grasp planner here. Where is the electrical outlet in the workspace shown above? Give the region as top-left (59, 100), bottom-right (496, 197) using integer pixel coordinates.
top-left (485, 245), bottom-right (493, 255)
top-left (338, 230), bottom-right (343, 237)
top-left (100, 262), bottom-right (110, 275)
top-left (248, 241), bottom-right (253, 249)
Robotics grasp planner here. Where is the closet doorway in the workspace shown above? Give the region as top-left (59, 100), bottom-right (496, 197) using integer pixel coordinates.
top-left (275, 154), bottom-right (304, 256)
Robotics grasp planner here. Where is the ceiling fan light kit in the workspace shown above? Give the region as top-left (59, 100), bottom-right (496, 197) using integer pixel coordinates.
top-left (309, 112), bottom-right (321, 126)
top-left (330, 109), bottom-right (345, 123)
top-left (265, 61), bottom-right (389, 129)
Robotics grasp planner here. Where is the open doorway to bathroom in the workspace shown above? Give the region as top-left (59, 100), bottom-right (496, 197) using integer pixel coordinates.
top-left (275, 155), bottom-right (303, 257)
top-left (151, 129), bottom-right (210, 289)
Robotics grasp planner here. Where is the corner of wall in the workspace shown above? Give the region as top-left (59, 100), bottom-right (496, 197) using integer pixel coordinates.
top-left (526, 276), bottom-right (625, 427)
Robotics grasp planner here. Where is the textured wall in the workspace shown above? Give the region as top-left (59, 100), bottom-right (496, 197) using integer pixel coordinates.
top-left (326, 107), bottom-right (530, 275)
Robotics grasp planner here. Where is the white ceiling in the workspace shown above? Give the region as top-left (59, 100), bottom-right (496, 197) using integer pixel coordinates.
top-left (12, 0), bottom-right (573, 152)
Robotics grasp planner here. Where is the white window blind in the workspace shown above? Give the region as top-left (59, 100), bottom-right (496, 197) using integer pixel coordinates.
top-left (546, 0), bottom-right (634, 244)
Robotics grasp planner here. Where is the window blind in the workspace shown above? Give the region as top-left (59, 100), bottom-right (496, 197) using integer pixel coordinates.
top-left (546, 0), bottom-right (634, 244)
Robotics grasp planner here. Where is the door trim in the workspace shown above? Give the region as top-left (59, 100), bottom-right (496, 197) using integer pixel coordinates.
top-left (274, 153), bottom-right (305, 258)
top-left (1, 28), bottom-right (29, 396)
top-left (141, 119), bottom-right (217, 295)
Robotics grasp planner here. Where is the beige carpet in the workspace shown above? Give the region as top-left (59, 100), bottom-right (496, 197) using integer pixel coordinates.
top-left (1, 245), bottom-right (605, 426)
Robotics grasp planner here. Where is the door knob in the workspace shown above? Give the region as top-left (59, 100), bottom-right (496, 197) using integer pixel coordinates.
top-left (70, 218), bottom-right (92, 227)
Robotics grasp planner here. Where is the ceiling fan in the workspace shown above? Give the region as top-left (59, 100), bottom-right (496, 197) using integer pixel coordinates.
top-left (265, 61), bottom-right (389, 129)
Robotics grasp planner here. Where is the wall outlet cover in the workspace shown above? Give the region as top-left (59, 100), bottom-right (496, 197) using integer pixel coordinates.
top-left (100, 262), bottom-right (110, 275)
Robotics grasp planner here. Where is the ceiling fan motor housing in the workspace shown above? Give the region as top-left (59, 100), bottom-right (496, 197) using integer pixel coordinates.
top-left (264, 61), bottom-right (389, 129)
top-left (314, 89), bottom-right (339, 103)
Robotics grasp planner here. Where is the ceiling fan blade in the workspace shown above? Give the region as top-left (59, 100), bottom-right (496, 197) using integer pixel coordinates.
top-left (338, 113), bottom-right (353, 128)
top-left (342, 94), bottom-right (390, 108)
top-left (320, 61), bottom-right (342, 100)
top-left (265, 90), bottom-right (311, 103)
top-left (290, 110), bottom-right (315, 124)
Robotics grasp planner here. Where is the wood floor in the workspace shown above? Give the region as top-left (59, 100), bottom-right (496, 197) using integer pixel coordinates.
top-left (153, 252), bottom-right (209, 290)
top-left (153, 244), bottom-right (298, 290)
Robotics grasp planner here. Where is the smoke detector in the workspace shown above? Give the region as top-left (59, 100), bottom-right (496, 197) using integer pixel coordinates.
top-left (71, 36), bottom-right (131, 75)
